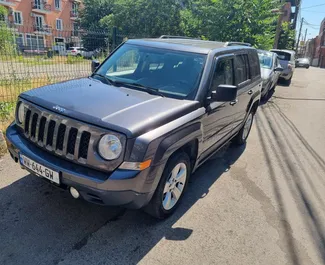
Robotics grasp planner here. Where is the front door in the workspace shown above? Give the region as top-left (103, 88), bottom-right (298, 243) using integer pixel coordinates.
top-left (200, 55), bottom-right (238, 161)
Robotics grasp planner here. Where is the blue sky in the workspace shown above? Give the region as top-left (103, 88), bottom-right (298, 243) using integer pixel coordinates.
top-left (299, 0), bottom-right (325, 40)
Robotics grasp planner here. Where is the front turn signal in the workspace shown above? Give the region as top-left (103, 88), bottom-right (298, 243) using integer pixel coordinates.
top-left (119, 159), bottom-right (152, 171)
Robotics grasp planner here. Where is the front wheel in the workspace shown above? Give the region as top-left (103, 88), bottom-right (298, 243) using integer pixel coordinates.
top-left (144, 152), bottom-right (190, 219)
top-left (233, 112), bottom-right (254, 146)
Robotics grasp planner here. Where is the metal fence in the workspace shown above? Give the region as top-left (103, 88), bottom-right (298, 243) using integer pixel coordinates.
top-left (0, 22), bottom-right (136, 130)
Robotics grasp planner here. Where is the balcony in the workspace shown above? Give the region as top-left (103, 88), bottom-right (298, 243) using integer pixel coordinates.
top-left (0, 0), bottom-right (16, 7)
top-left (31, 1), bottom-right (51, 14)
top-left (70, 11), bottom-right (79, 20)
top-left (34, 24), bottom-right (52, 35)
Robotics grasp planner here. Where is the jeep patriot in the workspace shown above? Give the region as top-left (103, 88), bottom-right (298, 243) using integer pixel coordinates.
top-left (6, 38), bottom-right (262, 219)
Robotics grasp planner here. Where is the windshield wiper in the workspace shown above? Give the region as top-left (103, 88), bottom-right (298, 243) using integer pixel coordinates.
top-left (125, 82), bottom-right (165, 97)
top-left (92, 73), bottom-right (116, 86)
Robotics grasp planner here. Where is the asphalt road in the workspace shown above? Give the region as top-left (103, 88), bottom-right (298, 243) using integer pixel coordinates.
top-left (1, 67), bottom-right (325, 265)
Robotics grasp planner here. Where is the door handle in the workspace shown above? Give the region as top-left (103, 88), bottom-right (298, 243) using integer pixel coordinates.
top-left (248, 90), bottom-right (253, 95)
top-left (230, 99), bottom-right (238, 106)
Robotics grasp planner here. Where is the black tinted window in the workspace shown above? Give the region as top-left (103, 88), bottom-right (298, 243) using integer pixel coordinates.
top-left (236, 54), bottom-right (249, 84)
top-left (249, 52), bottom-right (260, 78)
top-left (211, 58), bottom-right (234, 90)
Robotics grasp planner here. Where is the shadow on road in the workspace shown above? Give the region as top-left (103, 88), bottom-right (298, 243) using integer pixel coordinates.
top-left (0, 143), bottom-right (245, 264)
top-left (257, 102), bottom-right (325, 265)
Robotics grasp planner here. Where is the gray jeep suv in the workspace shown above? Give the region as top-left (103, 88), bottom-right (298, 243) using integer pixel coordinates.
top-left (6, 38), bottom-right (262, 219)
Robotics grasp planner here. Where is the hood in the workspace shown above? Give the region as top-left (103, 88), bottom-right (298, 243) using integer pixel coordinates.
top-left (20, 78), bottom-right (200, 138)
top-left (260, 68), bottom-right (272, 80)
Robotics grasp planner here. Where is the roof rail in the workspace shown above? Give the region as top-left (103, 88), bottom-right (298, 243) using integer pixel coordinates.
top-left (225, 42), bottom-right (252, 47)
top-left (159, 35), bottom-right (201, 40)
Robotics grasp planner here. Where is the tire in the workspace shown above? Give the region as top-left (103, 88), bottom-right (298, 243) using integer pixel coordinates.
top-left (233, 112), bottom-right (254, 146)
top-left (306, 66), bottom-right (309, 69)
top-left (144, 152), bottom-right (191, 219)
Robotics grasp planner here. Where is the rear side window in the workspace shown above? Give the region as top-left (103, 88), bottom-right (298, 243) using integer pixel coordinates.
top-left (235, 54), bottom-right (250, 84)
top-left (211, 57), bottom-right (234, 91)
top-left (249, 52), bottom-right (261, 79)
top-left (273, 51), bottom-right (291, 61)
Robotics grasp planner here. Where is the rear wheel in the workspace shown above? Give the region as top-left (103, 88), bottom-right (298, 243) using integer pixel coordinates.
top-left (233, 112), bottom-right (254, 146)
top-left (144, 152), bottom-right (190, 219)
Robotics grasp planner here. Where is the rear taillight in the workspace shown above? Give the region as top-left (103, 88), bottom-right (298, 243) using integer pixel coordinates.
top-left (71, 50), bottom-right (76, 53)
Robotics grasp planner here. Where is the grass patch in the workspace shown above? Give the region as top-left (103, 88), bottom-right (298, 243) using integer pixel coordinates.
top-left (66, 55), bottom-right (86, 64)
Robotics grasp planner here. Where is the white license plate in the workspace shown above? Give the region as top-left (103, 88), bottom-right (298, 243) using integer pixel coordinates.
top-left (20, 154), bottom-right (60, 184)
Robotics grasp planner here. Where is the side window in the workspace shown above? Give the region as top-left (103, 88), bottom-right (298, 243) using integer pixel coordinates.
top-left (211, 57), bottom-right (234, 91)
top-left (249, 52), bottom-right (260, 79)
top-left (235, 54), bottom-right (250, 84)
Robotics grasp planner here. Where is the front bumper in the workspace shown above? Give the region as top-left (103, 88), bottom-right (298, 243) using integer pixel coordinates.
top-left (6, 123), bottom-right (162, 209)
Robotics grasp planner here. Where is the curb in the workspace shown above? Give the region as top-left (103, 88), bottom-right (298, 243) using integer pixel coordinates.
top-left (0, 130), bottom-right (8, 156)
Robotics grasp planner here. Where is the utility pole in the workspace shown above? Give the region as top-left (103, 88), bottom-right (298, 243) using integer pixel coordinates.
top-left (303, 28), bottom-right (308, 56)
top-left (295, 17), bottom-right (304, 53)
top-left (273, 5), bottom-right (284, 49)
top-left (303, 28), bottom-right (308, 43)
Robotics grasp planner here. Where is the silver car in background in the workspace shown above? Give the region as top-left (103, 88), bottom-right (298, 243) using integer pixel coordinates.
top-left (296, 58), bottom-right (310, 69)
top-left (270, 49), bottom-right (295, 85)
top-left (258, 50), bottom-right (283, 99)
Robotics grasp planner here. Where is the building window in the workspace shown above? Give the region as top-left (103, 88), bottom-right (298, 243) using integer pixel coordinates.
top-left (55, 0), bottom-right (61, 10)
top-left (14, 11), bottom-right (23, 25)
top-left (56, 19), bottom-right (63, 30)
top-left (26, 34), bottom-right (45, 50)
top-left (72, 2), bottom-right (78, 15)
top-left (35, 16), bottom-right (43, 29)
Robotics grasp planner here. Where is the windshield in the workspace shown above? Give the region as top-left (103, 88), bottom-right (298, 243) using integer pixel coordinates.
top-left (258, 51), bottom-right (273, 69)
top-left (95, 43), bottom-right (206, 99)
top-left (272, 51), bottom-right (291, 61)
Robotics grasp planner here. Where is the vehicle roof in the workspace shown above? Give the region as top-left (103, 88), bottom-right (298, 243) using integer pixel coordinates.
top-left (126, 39), bottom-right (256, 54)
top-left (270, 49), bottom-right (295, 55)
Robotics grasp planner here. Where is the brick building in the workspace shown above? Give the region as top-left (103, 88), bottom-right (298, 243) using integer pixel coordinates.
top-left (0, 0), bottom-right (82, 52)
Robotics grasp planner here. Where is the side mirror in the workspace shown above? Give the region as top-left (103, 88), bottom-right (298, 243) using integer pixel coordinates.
top-left (91, 60), bottom-right (100, 72)
top-left (274, 66), bottom-right (283, 72)
top-left (210, 85), bottom-right (237, 102)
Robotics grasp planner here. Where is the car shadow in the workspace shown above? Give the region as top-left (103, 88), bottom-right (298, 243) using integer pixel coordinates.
top-left (0, 143), bottom-right (245, 265)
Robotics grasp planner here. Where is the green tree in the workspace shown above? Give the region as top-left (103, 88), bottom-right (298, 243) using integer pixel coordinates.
top-left (100, 0), bottom-right (183, 38)
top-left (278, 22), bottom-right (295, 50)
top-left (80, 0), bottom-right (115, 50)
top-left (180, 0), bottom-right (280, 49)
top-left (0, 6), bottom-right (16, 57)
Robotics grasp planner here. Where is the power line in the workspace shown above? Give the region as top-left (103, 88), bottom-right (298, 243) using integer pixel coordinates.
top-left (301, 3), bottom-right (325, 10)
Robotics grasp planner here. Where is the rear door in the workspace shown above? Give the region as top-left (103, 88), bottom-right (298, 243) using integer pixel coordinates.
top-left (231, 52), bottom-right (254, 130)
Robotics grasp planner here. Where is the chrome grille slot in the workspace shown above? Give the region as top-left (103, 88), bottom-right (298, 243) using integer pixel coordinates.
top-left (38, 117), bottom-right (46, 142)
top-left (56, 124), bottom-right (66, 151)
top-left (67, 127), bottom-right (78, 155)
top-left (25, 110), bottom-right (31, 134)
top-left (79, 131), bottom-right (91, 159)
top-left (46, 120), bottom-right (56, 147)
top-left (30, 113), bottom-right (38, 139)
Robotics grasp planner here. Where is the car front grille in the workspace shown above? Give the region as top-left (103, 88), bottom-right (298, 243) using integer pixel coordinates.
top-left (19, 101), bottom-right (126, 173)
top-left (24, 109), bottom-right (91, 160)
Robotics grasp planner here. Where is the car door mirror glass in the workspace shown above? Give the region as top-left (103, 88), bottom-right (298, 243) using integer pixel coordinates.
top-left (211, 85), bottom-right (237, 102)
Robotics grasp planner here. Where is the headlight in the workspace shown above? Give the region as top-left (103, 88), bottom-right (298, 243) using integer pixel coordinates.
top-left (98, 134), bottom-right (122, 160)
top-left (17, 102), bottom-right (25, 124)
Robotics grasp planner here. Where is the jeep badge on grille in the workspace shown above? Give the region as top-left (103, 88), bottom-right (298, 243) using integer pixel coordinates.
top-left (53, 105), bottom-right (66, 113)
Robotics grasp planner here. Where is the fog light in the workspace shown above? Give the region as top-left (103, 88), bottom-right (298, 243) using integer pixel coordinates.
top-left (70, 187), bottom-right (80, 199)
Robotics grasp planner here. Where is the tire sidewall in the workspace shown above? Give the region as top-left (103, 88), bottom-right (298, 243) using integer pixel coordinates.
top-left (147, 152), bottom-right (191, 219)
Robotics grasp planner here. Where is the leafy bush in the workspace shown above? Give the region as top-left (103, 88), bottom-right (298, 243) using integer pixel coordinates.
top-left (0, 102), bottom-right (15, 122)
